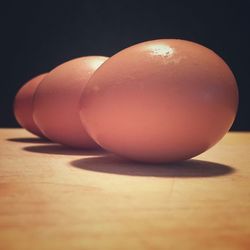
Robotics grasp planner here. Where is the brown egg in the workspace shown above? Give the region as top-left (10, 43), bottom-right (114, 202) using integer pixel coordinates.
top-left (14, 73), bottom-right (47, 137)
top-left (33, 56), bottom-right (108, 148)
top-left (79, 39), bottom-right (239, 163)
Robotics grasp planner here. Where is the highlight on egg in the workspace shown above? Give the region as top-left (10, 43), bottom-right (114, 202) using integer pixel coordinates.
top-left (79, 39), bottom-right (239, 163)
top-left (33, 56), bottom-right (108, 148)
top-left (14, 73), bottom-right (47, 137)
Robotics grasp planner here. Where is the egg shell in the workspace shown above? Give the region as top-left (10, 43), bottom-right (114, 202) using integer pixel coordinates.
top-left (33, 56), bottom-right (108, 148)
top-left (14, 73), bottom-right (47, 137)
top-left (79, 39), bottom-right (239, 163)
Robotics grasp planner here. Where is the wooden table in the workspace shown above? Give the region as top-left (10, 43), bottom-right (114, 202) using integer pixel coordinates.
top-left (0, 129), bottom-right (249, 250)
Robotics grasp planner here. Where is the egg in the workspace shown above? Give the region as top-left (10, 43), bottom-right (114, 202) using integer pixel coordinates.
top-left (14, 73), bottom-right (47, 137)
top-left (79, 39), bottom-right (239, 163)
top-left (33, 56), bottom-right (108, 148)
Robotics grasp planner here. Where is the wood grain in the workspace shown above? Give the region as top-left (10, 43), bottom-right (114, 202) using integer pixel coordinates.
top-left (0, 128), bottom-right (250, 250)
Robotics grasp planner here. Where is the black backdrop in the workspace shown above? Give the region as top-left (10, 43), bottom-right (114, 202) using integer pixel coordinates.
top-left (1, 0), bottom-right (249, 130)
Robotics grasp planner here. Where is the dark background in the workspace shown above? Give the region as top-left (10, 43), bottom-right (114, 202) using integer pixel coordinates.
top-left (1, 0), bottom-right (249, 130)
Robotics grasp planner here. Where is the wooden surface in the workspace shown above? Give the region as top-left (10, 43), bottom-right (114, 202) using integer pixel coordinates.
top-left (0, 128), bottom-right (250, 250)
